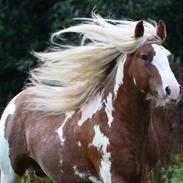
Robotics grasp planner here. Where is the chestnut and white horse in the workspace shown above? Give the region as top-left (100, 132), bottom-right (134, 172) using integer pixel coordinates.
top-left (0, 15), bottom-right (182, 183)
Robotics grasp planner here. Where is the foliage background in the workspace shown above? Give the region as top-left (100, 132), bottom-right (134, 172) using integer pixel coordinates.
top-left (1, 0), bottom-right (183, 182)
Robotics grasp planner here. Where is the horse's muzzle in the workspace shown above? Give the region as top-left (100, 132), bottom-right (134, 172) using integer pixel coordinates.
top-left (164, 85), bottom-right (182, 107)
top-left (164, 84), bottom-right (182, 100)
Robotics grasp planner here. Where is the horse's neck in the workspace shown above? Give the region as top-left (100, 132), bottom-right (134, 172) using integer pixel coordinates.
top-left (112, 61), bottom-right (151, 140)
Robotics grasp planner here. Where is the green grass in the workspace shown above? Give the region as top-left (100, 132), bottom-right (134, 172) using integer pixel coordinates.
top-left (15, 170), bottom-right (52, 183)
top-left (149, 154), bottom-right (183, 183)
top-left (161, 160), bottom-right (183, 183)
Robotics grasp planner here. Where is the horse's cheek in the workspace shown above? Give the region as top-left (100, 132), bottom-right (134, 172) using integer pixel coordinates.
top-left (134, 65), bottom-right (149, 91)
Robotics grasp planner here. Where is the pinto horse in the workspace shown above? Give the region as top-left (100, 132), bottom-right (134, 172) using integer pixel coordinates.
top-left (0, 15), bottom-right (182, 183)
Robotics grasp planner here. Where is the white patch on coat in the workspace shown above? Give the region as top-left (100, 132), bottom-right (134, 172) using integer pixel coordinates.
top-left (104, 93), bottom-right (113, 127)
top-left (92, 125), bottom-right (111, 183)
top-left (73, 165), bottom-right (88, 179)
top-left (77, 141), bottom-right (81, 147)
top-left (114, 59), bottom-right (125, 97)
top-left (78, 94), bottom-right (102, 126)
top-left (0, 96), bottom-right (17, 182)
top-left (152, 44), bottom-right (180, 100)
top-left (57, 111), bottom-right (74, 146)
top-left (73, 165), bottom-right (102, 183)
top-left (60, 160), bottom-right (63, 165)
top-left (133, 78), bottom-right (136, 86)
top-left (89, 176), bottom-right (102, 183)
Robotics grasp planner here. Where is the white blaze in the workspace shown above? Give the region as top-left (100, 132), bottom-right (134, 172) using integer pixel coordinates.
top-left (152, 44), bottom-right (180, 100)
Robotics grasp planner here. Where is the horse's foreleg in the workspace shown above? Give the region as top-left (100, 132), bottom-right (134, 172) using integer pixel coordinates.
top-left (0, 139), bottom-right (16, 183)
top-left (0, 153), bottom-right (16, 183)
top-left (0, 160), bottom-right (16, 183)
top-left (0, 169), bottom-right (16, 183)
top-left (0, 96), bottom-right (18, 183)
top-left (0, 125), bottom-right (16, 183)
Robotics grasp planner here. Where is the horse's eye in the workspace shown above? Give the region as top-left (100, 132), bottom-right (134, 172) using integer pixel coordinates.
top-left (140, 54), bottom-right (149, 62)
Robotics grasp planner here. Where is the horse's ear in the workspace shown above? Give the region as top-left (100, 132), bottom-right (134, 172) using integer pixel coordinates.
top-left (134, 20), bottom-right (144, 38)
top-left (156, 20), bottom-right (167, 42)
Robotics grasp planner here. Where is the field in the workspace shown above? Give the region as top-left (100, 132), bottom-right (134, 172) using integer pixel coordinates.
top-left (15, 171), bottom-right (51, 183)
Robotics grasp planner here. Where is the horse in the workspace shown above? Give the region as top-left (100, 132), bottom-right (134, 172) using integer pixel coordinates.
top-left (0, 14), bottom-right (182, 183)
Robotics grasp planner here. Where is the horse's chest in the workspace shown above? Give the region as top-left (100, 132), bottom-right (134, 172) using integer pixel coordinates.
top-left (53, 109), bottom-right (158, 183)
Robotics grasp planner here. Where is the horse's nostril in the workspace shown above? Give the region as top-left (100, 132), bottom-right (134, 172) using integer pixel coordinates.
top-left (165, 86), bottom-right (171, 96)
top-left (179, 86), bottom-right (182, 95)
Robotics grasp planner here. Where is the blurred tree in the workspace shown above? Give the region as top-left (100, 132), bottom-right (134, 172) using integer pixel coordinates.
top-left (0, 0), bottom-right (55, 107)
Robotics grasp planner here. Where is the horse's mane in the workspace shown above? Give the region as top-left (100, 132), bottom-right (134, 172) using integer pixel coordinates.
top-left (26, 13), bottom-right (157, 114)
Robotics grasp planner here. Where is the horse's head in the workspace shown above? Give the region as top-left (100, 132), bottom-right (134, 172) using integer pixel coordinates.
top-left (128, 20), bottom-right (182, 106)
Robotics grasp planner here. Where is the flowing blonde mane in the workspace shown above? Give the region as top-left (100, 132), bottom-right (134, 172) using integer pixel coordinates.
top-left (26, 14), bottom-right (158, 114)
